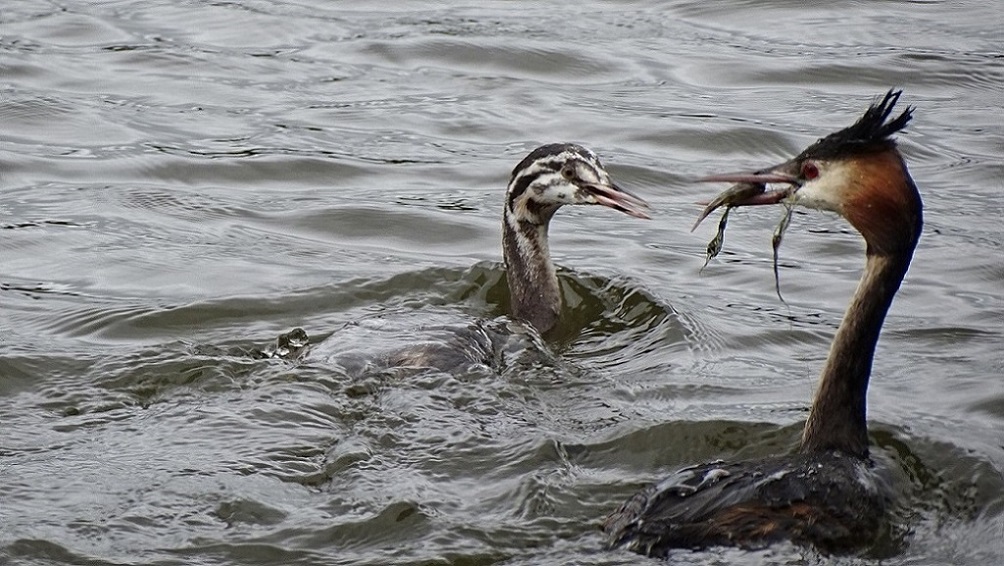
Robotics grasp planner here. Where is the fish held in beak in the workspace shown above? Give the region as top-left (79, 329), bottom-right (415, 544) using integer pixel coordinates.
top-left (691, 169), bottom-right (800, 231)
top-left (691, 167), bottom-right (801, 295)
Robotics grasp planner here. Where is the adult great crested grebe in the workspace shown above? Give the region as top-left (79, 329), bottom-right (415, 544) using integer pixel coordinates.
top-left (604, 90), bottom-right (921, 556)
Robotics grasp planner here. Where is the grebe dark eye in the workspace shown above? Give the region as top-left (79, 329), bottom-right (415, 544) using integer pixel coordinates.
top-left (802, 162), bottom-right (819, 180)
top-left (561, 166), bottom-right (575, 180)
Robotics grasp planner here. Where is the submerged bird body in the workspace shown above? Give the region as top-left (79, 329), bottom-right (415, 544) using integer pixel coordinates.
top-left (605, 450), bottom-right (890, 554)
top-left (605, 91), bottom-right (920, 556)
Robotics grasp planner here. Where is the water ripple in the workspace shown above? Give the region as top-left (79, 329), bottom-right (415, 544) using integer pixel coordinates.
top-left (2, 1), bottom-right (1002, 564)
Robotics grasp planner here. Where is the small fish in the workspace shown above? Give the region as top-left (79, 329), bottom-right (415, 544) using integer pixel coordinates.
top-left (695, 181), bottom-right (797, 301)
top-left (691, 182), bottom-right (767, 232)
top-left (771, 203), bottom-right (794, 302)
top-left (695, 182), bottom-right (770, 271)
top-left (701, 206), bottom-right (732, 271)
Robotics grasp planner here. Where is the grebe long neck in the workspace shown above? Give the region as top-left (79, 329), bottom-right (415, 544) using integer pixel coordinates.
top-left (503, 205), bottom-right (561, 334)
top-left (800, 250), bottom-right (914, 457)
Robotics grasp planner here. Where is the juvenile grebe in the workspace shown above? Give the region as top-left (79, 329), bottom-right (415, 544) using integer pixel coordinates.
top-left (300, 144), bottom-right (649, 369)
top-left (604, 91), bottom-right (921, 555)
top-left (502, 143), bottom-right (649, 333)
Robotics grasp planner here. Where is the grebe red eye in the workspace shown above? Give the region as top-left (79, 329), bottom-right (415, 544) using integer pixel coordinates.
top-left (802, 162), bottom-right (819, 180)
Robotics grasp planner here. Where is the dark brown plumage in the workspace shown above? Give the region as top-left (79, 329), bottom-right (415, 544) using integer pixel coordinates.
top-left (605, 91), bottom-right (921, 557)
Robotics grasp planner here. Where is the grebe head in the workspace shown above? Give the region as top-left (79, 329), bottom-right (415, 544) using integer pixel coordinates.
top-left (699, 90), bottom-right (922, 256)
top-left (502, 143), bottom-right (649, 334)
top-left (505, 143), bottom-right (650, 225)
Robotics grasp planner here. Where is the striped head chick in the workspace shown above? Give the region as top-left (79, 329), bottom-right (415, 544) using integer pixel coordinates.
top-left (502, 143), bottom-right (649, 334)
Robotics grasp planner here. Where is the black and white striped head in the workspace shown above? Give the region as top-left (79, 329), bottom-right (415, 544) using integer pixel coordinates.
top-left (504, 143), bottom-right (650, 225)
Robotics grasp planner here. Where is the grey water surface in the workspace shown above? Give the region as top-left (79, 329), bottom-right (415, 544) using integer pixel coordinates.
top-left (2, 1), bottom-right (1002, 565)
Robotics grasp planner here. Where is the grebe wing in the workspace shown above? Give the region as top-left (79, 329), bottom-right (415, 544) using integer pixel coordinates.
top-left (603, 459), bottom-right (772, 548)
top-left (604, 452), bottom-right (887, 554)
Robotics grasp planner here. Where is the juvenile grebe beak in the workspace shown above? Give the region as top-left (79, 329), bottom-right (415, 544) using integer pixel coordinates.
top-left (582, 181), bottom-right (652, 219)
top-left (690, 165), bottom-right (801, 230)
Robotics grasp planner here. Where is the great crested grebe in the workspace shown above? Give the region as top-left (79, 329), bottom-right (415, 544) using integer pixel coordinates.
top-left (501, 143), bottom-right (650, 334)
top-left (298, 144), bottom-right (650, 369)
top-left (604, 90), bottom-right (921, 556)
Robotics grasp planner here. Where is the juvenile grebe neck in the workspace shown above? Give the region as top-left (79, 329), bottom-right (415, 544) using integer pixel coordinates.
top-left (502, 144), bottom-right (649, 334)
top-left (604, 90), bottom-right (921, 556)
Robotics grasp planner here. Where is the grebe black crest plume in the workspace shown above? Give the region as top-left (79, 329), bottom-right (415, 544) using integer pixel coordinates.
top-left (604, 90), bottom-right (921, 556)
top-left (502, 143), bottom-right (649, 334)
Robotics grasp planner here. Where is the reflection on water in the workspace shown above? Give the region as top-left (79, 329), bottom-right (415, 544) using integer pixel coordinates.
top-left (2, 0), bottom-right (1003, 564)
